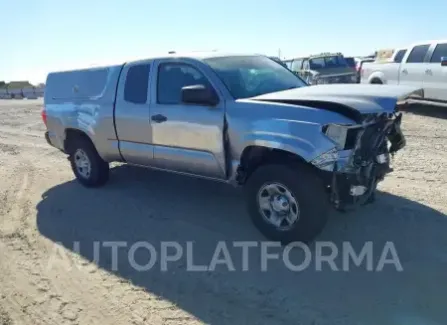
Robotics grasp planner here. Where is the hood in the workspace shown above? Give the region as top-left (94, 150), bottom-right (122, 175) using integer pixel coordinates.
top-left (249, 84), bottom-right (424, 123)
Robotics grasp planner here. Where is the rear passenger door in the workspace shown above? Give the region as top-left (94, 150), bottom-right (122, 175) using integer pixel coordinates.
top-left (114, 61), bottom-right (154, 166)
top-left (398, 44), bottom-right (430, 88)
top-left (424, 42), bottom-right (447, 101)
top-left (149, 59), bottom-right (227, 179)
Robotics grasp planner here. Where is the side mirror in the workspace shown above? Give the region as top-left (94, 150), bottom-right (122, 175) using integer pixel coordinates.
top-left (441, 57), bottom-right (447, 67)
top-left (181, 84), bottom-right (219, 106)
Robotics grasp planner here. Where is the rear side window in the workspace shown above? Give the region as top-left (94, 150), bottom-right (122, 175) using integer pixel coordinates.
top-left (124, 63), bottom-right (150, 104)
top-left (394, 49), bottom-right (406, 63)
top-left (406, 45), bottom-right (430, 63)
top-left (430, 43), bottom-right (447, 63)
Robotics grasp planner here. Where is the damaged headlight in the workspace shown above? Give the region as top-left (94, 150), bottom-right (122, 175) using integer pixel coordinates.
top-left (323, 124), bottom-right (349, 149)
top-left (323, 124), bottom-right (363, 150)
top-left (311, 148), bottom-right (339, 171)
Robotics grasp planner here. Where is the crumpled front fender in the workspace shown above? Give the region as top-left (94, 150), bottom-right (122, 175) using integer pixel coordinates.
top-left (241, 119), bottom-right (337, 162)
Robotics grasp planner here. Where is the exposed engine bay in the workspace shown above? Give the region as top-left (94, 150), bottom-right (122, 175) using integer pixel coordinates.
top-left (324, 111), bottom-right (406, 210)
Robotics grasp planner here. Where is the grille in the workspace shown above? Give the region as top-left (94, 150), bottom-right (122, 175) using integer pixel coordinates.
top-left (329, 75), bottom-right (353, 83)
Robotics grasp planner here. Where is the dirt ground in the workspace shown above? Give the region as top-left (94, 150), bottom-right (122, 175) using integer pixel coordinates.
top-left (0, 99), bottom-right (446, 325)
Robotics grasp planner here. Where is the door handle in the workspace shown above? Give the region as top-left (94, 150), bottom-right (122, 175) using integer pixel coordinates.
top-left (151, 114), bottom-right (167, 123)
top-left (425, 69), bottom-right (432, 75)
top-left (402, 69), bottom-right (408, 74)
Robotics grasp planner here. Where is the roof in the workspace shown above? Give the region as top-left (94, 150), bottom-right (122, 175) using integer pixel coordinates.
top-left (408, 40), bottom-right (447, 47)
top-left (284, 52), bottom-right (345, 61)
top-left (48, 52), bottom-right (269, 76)
top-left (130, 51), bottom-right (264, 65)
top-left (309, 52), bottom-right (344, 58)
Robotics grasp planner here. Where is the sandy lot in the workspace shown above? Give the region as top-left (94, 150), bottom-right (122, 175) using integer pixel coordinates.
top-left (0, 99), bottom-right (446, 325)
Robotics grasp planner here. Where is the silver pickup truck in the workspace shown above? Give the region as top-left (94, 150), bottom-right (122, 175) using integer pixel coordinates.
top-left (43, 53), bottom-right (420, 243)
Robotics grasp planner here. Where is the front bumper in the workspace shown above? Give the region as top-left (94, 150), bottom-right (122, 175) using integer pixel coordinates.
top-left (316, 113), bottom-right (405, 209)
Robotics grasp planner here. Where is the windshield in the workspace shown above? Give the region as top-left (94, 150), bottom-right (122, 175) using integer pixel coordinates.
top-left (309, 56), bottom-right (348, 70)
top-left (204, 56), bottom-right (307, 99)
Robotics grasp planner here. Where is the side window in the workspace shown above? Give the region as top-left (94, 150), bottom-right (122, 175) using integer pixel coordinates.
top-left (430, 43), bottom-right (447, 63)
top-left (291, 59), bottom-right (303, 71)
top-left (157, 63), bottom-right (209, 104)
top-left (406, 45), bottom-right (430, 63)
top-left (124, 63), bottom-right (150, 104)
top-left (393, 49), bottom-right (407, 63)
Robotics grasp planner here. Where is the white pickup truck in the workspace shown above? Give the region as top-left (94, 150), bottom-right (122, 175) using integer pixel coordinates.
top-left (361, 40), bottom-right (447, 102)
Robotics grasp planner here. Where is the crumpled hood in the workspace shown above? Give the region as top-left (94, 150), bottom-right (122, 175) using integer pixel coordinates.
top-left (249, 84), bottom-right (424, 122)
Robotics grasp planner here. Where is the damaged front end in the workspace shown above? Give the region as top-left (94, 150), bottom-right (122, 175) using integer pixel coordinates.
top-left (312, 111), bottom-right (406, 210)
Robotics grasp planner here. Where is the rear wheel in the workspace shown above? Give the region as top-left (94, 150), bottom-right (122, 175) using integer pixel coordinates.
top-left (68, 137), bottom-right (109, 187)
top-left (245, 163), bottom-right (329, 244)
top-left (370, 78), bottom-right (383, 84)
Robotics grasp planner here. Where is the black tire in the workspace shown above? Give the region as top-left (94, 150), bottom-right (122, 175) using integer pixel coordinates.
top-left (245, 163), bottom-right (329, 245)
top-left (370, 78), bottom-right (383, 84)
top-left (68, 137), bottom-right (109, 187)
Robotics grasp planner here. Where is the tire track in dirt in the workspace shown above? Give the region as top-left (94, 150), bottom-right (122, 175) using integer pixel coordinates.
top-left (1, 241), bottom-right (82, 325)
top-left (0, 166), bottom-right (32, 238)
top-left (0, 305), bottom-right (13, 325)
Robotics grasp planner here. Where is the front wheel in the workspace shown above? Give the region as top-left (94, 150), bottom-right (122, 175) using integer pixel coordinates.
top-left (245, 163), bottom-right (329, 244)
top-left (68, 137), bottom-right (110, 187)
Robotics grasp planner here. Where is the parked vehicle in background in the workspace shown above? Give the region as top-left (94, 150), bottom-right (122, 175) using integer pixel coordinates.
top-left (361, 40), bottom-right (447, 102)
top-left (345, 57), bottom-right (356, 69)
top-left (0, 89), bottom-right (8, 99)
top-left (352, 57), bottom-right (375, 83)
top-left (43, 52), bottom-right (416, 244)
top-left (283, 59), bottom-right (293, 69)
top-left (287, 52), bottom-right (357, 85)
top-left (360, 48), bottom-right (408, 85)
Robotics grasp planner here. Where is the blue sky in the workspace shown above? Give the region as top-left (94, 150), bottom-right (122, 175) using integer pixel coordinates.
top-left (1, 0), bottom-right (446, 84)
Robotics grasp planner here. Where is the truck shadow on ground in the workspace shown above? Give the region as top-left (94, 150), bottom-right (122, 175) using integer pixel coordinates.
top-left (402, 102), bottom-right (447, 119)
top-left (36, 164), bottom-right (447, 325)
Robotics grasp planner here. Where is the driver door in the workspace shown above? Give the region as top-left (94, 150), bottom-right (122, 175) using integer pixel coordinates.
top-left (149, 59), bottom-right (227, 179)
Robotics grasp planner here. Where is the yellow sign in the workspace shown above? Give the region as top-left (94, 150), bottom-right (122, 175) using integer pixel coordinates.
top-left (376, 49), bottom-right (394, 61)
